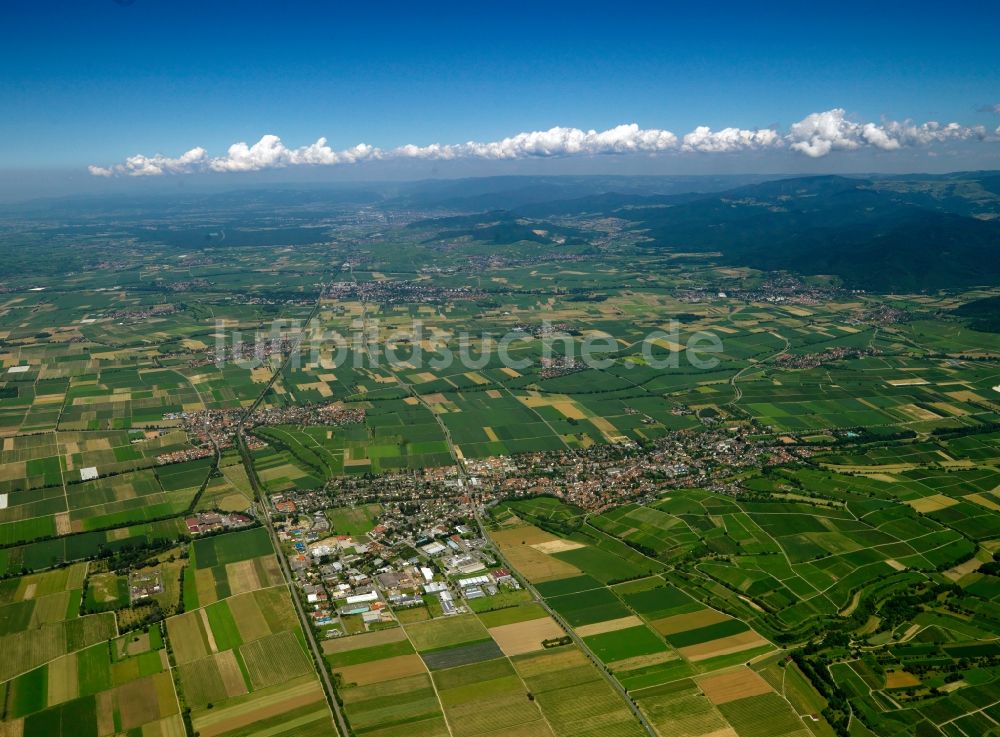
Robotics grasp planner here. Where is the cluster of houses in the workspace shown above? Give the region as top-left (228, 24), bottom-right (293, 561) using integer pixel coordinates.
top-left (128, 568), bottom-right (164, 604)
top-left (183, 511), bottom-right (254, 535)
top-left (275, 507), bottom-right (519, 638)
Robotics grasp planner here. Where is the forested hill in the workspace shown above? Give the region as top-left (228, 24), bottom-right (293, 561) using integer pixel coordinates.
top-left (405, 172), bottom-right (1000, 292)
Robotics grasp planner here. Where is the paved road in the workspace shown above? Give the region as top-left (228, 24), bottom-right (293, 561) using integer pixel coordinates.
top-left (236, 433), bottom-right (350, 737)
top-left (233, 278), bottom-right (350, 737)
top-left (727, 332), bottom-right (789, 406)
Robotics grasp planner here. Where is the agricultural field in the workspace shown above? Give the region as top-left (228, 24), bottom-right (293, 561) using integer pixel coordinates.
top-left (1, 180), bottom-right (1000, 737)
top-left (485, 506), bottom-right (786, 726)
top-left (489, 484), bottom-right (1000, 737)
top-left (0, 560), bottom-right (176, 736)
top-left (169, 529), bottom-right (335, 736)
top-left (325, 599), bottom-right (648, 737)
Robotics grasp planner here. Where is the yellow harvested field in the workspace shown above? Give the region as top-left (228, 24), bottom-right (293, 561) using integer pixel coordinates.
top-left (946, 390), bottom-right (985, 402)
top-left (575, 616), bottom-right (644, 638)
top-left (679, 631), bottom-right (769, 662)
top-left (931, 402), bottom-right (965, 416)
top-left (229, 592), bottom-right (271, 643)
top-left (335, 654), bottom-right (427, 686)
top-left (899, 404), bottom-right (941, 421)
top-left (945, 556), bottom-right (982, 581)
top-left (225, 559), bottom-right (262, 595)
top-left (31, 592), bottom-right (70, 626)
top-left (886, 378), bottom-right (928, 386)
top-left (0, 462), bottom-right (26, 482)
top-left (866, 473), bottom-right (899, 482)
top-left (488, 616), bottom-right (565, 656)
top-left (689, 729), bottom-right (737, 737)
top-left (154, 669), bottom-right (179, 717)
top-left (142, 714), bottom-right (187, 737)
top-left (118, 675), bottom-right (166, 731)
top-left (698, 668), bottom-right (772, 705)
top-left (96, 691), bottom-right (115, 735)
top-left (513, 647), bottom-right (588, 678)
top-left (530, 539), bottom-right (585, 554)
top-left (200, 608), bottom-right (219, 653)
top-left (215, 493), bottom-right (253, 512)
top-left (250, 367), bottom-right (272, 383)
top-left (967, 492), bottom-right (1000, 512)
top-left (323, 627), bottom-right (407, 654)
top-left (607, 651), bottom-right (678, 672)
top-left (167, 611), bottom-right (210, 664)
top-left (553, 401), bottom-right (586, 419)
top-left (195, 568), bottom-right (219, 607)
top-left (500, 367), bottom-right (521, 378)
top-left (650, 609), bottom-right (730, 636)
top-left (194, 679), bottom-right (325, 737)
top-left (908, 494), bottom-right (958, 513)
top-left (588, 415), bottom-right (628, 442)
top-left (489, 528), bottom-right (581, 582)
top-left (0, 722), bottom-right (23, 737)
top-left (46, 652), bottom-right (79, 705)
top-left (216, 650), bottom-right (250, 698)
top-left (885, 671), bottom-right (921, 688)
top-left (651, 337), bottom-right (686, 352)
top-left (491, 525), bottom-right (561, 547)
top-left (471, 720), bottom-right (551, 737)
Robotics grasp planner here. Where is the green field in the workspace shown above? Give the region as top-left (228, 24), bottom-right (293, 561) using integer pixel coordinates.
top-left (192, 527), bottom-right (273, 569)
top-left (2, 177), bottom-right (1000, 737)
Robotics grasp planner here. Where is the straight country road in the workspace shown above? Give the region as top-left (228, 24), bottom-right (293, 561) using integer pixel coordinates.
top-left (233, 274), bottom-right (350, 737)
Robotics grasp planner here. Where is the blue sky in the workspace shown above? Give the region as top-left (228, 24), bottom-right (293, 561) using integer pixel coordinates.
top-left (2, 0), bottom-right (999, 185)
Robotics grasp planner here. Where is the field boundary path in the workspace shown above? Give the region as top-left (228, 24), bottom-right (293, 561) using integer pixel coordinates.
top-left (727, 332), bottom-right (789, 406)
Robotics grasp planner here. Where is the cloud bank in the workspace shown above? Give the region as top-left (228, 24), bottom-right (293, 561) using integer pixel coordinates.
top-left (89, 108), bottom-right (993, 177)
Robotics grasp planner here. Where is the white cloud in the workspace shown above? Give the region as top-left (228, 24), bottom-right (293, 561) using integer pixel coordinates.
top-left (788, 109), bottom-right (864, 158)
top-left (787, 109), bottom-right (987, 158)
top-left (681, 126), bottom-right (781, 153)
top-left (393, 124), bottom-right (680, 160)
top-left (882, 120), bottom-right (986, 146)
top-left (92, 147), bottom-right (208, 177)
top-left (206, 136), bottom-right (379, 172)
top-left (89, 110), bottom-right (996, 176)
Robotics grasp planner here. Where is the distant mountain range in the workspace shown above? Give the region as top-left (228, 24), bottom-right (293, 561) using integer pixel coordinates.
top-left (5, 171), bottom-right (998, 292)
top-left (410, 172), bottom-right (1000, 292)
